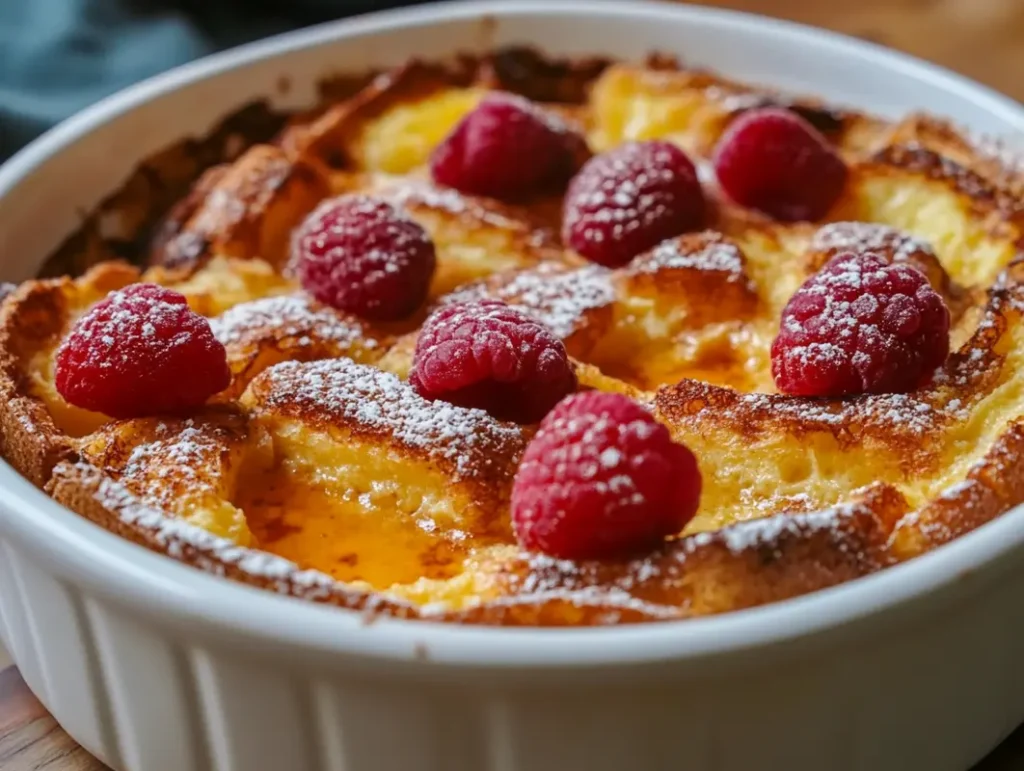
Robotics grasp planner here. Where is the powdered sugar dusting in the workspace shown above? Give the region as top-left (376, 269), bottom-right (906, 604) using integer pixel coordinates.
top-left (122, 423), bottom-right (220, 489)
top-left (687, 505), bottom-right (843, 553)
top-left (499, 500), bottom-right (859, 613)
top-left (811, 222), bottom-right (933, 262)
top-left (372, 178), bottom-right (555, 252)
top-left (781, 255), bottom-right (887, 359)
top-left (736, 390), bottom-right (962, 434)
top-left (630, 233), bottom-right (748, 281)
top-left (443, 263), bottom-right (614, 339)
top-left (972, 132), bottom-right (1024, 178)
top-left (210, 294), bottom-right (376, 350)
top-left (250, 358), bottom-right (524, 478)
top-left (432, 581), bottom-right (684, 620)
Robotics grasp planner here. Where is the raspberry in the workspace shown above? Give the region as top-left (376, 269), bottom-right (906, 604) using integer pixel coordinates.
top-left (562, 140), bottom-right (706, 267)
top-left (410, 300), bottom-right (576, 423)
top-left (713, 107), bottom-right (848, 222)
top-left (292, 195), bottom-right (436, 321)
top-left (54, 284), bottom-right (230, 418)
top-left (771, 252), bottom-right (950, 396)
top-left (430, 92), bottom-right (582, 199)
top-left (511, 391), bottom-right (702, 559)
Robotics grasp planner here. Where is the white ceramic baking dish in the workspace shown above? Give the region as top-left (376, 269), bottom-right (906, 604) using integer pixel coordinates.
top-left (2, 2), bottom-right (1024, 769)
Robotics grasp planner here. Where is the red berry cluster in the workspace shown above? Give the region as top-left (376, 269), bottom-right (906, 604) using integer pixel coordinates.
top-left (51, 89), bottom-right (958, 565)
top-left (560, 107), bottom-right (849, 267)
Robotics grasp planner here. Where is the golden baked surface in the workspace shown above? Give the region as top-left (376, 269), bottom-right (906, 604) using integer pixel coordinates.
top-left (5, 50), bottom-right (1024, 625)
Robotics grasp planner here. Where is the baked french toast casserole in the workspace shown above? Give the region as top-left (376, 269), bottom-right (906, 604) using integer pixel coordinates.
top-left (4, 48), bottom-right (1024, 626)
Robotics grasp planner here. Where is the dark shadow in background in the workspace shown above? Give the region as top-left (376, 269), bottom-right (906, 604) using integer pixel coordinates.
top-left (0, 0), bottom-right (429, 159)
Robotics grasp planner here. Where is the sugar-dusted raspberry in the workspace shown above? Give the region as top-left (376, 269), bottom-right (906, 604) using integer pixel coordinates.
top-left (292, 194), bottom-right (436, 321)
top-left (713, 107), bottom-right (848, 222)
top-left (562, 140), bottom-right (706, 267)
top-left (511, 391), bottom-right (701, 559)
top-left (54, 284), bottom-right (230, 418)
top-left (410, 299), bottom-right (576, 423)
top-left (772, 252), bottom-right (950, 396)
top-left (430, 92), bottom-right (583, 199)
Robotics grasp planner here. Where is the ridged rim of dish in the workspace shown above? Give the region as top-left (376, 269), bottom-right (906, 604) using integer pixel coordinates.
top-left (1, 0), bottom-right (1024, 670)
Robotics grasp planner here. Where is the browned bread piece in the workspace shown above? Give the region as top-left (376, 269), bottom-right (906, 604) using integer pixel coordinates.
top-left (149, 145), bottom-right (330, 272)
top-left (209, 293), bottom-right (390, 399)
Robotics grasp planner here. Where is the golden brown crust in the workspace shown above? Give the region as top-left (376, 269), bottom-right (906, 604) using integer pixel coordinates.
top-left (38, 102), bottom-right (293, 280)
top-left (0, 283), bottom-right (74, 486)
top-left (147, 163), bottom-right (231, 269)
top-left (0, 263), bottom-right (139, 485)
top-left (283, 50), bottom-right (610, 166)
top-left (78, 409), bottom-right (252, 509)
top-left (45, 460), bottom-right (419, 619)
top-left (10, 48), bottom-right (1024, 625)
top-left (450, 484), bottom-right (900, 625)
top-left (890, 419), bottom-right (1024, 559)
top-left (620, 231), bottom-right (760, 325)
top-left (149, 145), bottom-right (330, 272)
top-left (282, 62), bottom-right (469, 166)
top-left (877, 113), bottom-right (1024, 203)
top-left (209, 293), bottom-right (389, 399)
top-left (867, 144), bottom-right (1024, 237)
top-left (805, 221), bottom-right (956, 297)
top-left (0, 386), bottom-right (73, 488)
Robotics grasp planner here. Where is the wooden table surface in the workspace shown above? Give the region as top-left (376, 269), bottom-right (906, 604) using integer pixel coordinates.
top-left (2, 0), bottom-right (1023, 769)
top-left (701, 0), bottom-right (1024, 101)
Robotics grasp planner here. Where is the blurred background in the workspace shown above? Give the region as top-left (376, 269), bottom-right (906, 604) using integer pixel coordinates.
top-left (1, 0), bottom-right (1022, 161)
